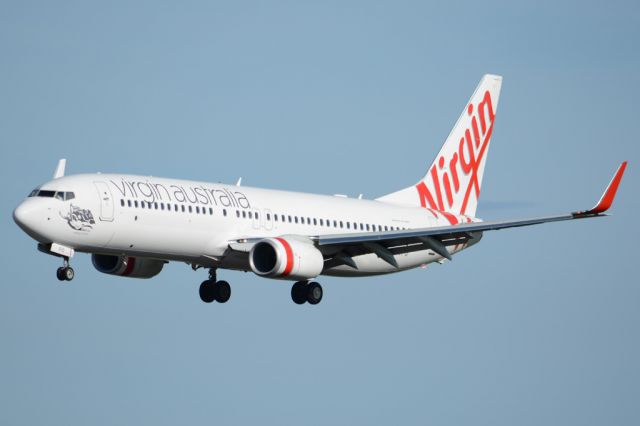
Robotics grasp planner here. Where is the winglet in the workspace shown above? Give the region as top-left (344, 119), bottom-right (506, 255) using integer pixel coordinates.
top-left (574, 161), bottom-right (627, 216)
top-left (53, 158), bottom-right (66, 179)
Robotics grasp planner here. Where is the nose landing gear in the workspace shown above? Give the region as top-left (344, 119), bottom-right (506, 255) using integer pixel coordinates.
top-left (56, 257), bottom-right (74, 281)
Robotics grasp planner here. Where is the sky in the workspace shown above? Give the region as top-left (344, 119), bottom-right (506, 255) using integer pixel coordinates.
top-left (0, 1), bottom-right (638, 425)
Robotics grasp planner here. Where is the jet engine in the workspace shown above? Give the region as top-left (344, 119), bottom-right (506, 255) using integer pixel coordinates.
top-left (249, 237), bottom-right (324, 280)
top-left (91, 254), bottom-right (164, 279)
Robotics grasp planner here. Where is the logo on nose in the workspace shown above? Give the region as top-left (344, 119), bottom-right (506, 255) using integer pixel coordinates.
top-left (59, 204), bottom-right (95, 232)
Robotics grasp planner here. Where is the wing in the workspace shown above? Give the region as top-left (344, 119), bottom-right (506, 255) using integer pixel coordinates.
top-left (226, 162), bottom-right (626, 269)
top-left (313, 161), bottom-right (627, 267)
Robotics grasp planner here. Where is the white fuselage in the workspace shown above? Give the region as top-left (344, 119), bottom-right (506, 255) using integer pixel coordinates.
top-left (14, 173), bottom-right (479, 278)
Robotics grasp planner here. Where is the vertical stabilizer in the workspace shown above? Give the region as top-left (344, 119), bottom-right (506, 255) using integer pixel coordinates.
top-left (377, 75), bottom-right (502, 218)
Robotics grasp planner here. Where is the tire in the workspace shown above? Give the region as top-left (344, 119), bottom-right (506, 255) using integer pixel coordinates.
top-left (56, 267), bottom-right (65, 281)
top-left (306, 282), bottom-right (323, 305)
top-left (216, 280), bottom-right (231, 303)
top-left (291, 281), bottom-right (307, 304)
top-left (199, 280), bottom-right (216, 303)
top-left (63, 267), bottom-right (75, 281)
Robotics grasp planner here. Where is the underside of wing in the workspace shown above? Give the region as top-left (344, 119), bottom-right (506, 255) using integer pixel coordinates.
top-left (314, 161), bottom-right (627, 269)
top-left (225, 162), bottom-right (627, 273)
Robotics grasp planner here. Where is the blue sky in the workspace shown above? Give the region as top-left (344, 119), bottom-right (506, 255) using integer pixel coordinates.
top-left (1, 1), bottom-right (638, 425)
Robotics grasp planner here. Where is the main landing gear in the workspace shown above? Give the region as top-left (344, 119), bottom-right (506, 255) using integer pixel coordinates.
top-left (56, 257), bottom-right (74, 282)
top-left (199, 268), bottom-right (231, 304)
top-left (291, 281), bottom-right (323, 305)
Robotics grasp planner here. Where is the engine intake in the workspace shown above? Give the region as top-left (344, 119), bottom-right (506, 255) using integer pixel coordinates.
top-left (91, 254), bottom-right (164, 279)
top-left (249, 237), bottom-right (323, 280)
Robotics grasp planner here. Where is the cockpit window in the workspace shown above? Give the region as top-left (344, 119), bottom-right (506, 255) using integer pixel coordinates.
top-left (37, 190), bottom-right (56, 198)
top-left (28, 190), bottom-right (75, 200)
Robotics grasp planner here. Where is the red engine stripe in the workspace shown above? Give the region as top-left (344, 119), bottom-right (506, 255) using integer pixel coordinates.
top-left (122, 257), bottom-right (136, 276)
top-left (275, 238), bottom-right (294, 277)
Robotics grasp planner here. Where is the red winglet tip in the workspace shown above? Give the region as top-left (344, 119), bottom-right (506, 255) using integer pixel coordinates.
top-left (587, 161), bottom-right (627, 214)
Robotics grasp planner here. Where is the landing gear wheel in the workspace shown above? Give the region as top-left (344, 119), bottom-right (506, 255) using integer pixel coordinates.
top-left (306, 282), bottom-right (323, 305)
top-left (291, 281), bottom-right (308, 304)
top-left (63, 267), bottom-right (75, 281)
top-left (57, 266), bottom-right (74, 281)
top-left (199, 280), bottom-right (216, 303)
top-left (216, 280), bottom-right (231, 303)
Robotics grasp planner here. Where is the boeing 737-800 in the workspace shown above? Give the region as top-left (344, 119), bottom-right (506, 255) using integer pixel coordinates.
top-left (13, 75), bottom-right (627, 305)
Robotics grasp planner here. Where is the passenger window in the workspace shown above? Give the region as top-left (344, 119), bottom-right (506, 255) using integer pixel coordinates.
top-left (288, 215), bottom-right (292, 223)
top-left (242, 211), bottom-right (246, 218)
top-left (320, 219), bottom-right (324, 226)
top-left (209, 208), bottom-right (213, 215)
top-left (120, 199), bottom-right (124, 207)
top-left (223, 209), bottom-right (227, 216)
top-left (267, 213), bottom-right (271, 221)
top-left (134, 201), bottom-right (139, 208)
top-left (256, 212), bottom-right (260, 220)
top-left (294, 216), bottom-right (298, 224)
top-left (181, 205), bottom-right (185, 212)
top-left (188, 206), bottom-right (192, 213)
top-left (248, 211), bottom-right (252, 219)
top-left (127, 200), bottom-right (132, 207)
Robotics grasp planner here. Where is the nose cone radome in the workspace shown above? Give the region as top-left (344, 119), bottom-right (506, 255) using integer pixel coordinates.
top-left (13, 199), bottom-right (43, 238)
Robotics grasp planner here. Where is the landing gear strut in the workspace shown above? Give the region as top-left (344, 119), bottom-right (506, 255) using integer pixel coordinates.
top-left (56, 257), bottom-right (74, 282)
top-left (199, 268), bottom-right (231, 303)
top-left (291, 281), bottom-right (323, 305)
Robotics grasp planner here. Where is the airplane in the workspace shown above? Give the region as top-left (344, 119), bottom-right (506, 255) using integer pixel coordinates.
top-left (13, 75), bottom-right (627, 306)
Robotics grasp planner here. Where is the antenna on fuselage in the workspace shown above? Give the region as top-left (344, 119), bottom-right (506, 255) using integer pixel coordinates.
top-left (236, 177), bottom-right (242, 186)
top-left (53, 159), bottom-right (66, 179)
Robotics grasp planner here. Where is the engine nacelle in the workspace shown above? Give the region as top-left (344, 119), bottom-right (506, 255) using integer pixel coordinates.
top-left (249, 237), bottom-right (324, 280)
top-left (91, 254), bottom-right (164, 279)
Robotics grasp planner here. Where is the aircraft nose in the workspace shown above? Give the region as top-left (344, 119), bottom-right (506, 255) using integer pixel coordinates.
top-left (13, 200), bottom-right (39, 232)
